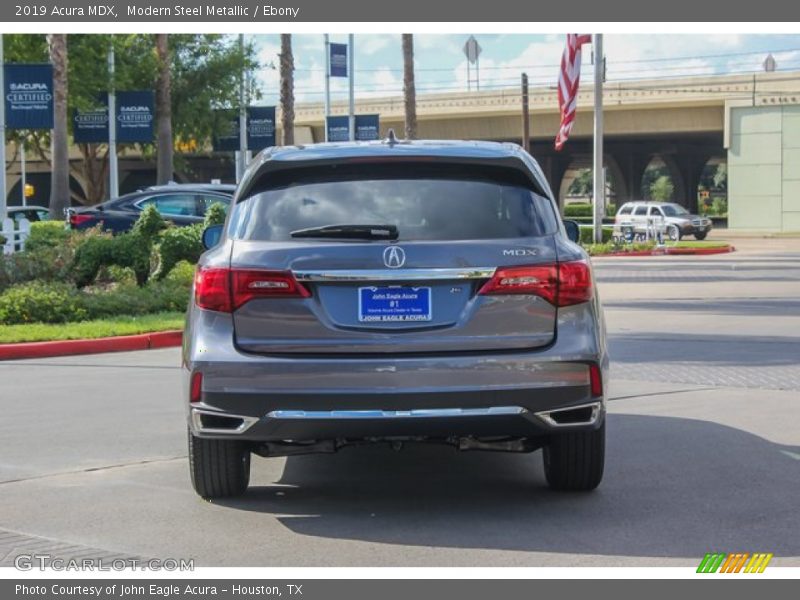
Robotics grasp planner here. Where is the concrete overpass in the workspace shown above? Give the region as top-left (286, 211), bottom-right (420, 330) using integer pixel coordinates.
top-left (294, 70), bottom-right (800, 221)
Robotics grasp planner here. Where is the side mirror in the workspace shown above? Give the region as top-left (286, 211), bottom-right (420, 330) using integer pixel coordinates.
top-left (563, 220), bottom-right (581, 244)
top-left (201, 224), bottom-right (224, 249)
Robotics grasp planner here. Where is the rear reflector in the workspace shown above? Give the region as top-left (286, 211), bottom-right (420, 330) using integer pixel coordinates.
top-left (478, 260), bottom-right (592, 307)
top-left (589, 363), bottom-right (603, 397)
top-left (194, 266), bottom-right (310, 313)
top-left (190, 372), bottom-right (203, 403)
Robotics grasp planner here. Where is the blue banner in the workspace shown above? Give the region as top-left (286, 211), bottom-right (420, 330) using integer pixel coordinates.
top-left (4, 63), bottom-right (54, 129)
top-left (116, 90), bottom-right (155, 143)
top-left (72, 93), bottom-right (109, 144)
top-left (355, 114), bottom-right (380, 141)
top-left (329, 43), bottom-right (348, 78)
top-left (326, 114), bottom-right (381, 142)
top-left (212, 109), bottom-right (240, 152)
top-left (247, 106), bottom-right (276, 151)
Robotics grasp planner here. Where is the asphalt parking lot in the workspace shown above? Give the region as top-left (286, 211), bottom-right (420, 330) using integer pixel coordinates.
top-left (1, 238), bottom-right (798, 567)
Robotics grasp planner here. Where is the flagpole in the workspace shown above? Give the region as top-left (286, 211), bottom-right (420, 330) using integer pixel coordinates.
top-left (592, 33), bottom-right (605, 244)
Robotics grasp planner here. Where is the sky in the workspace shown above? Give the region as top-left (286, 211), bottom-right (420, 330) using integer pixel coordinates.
top-left (249, 34), bottom-right (800, 105)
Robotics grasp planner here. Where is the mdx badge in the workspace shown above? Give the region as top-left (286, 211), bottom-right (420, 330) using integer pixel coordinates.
top-left (503, 248), bottom-right (539, 257)
top-left (383, 246), bottom-right (406, 268)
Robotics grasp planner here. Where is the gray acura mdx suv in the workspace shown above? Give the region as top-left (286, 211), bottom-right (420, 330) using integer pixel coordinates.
top-left (183, 138), bottom-right (608, 498)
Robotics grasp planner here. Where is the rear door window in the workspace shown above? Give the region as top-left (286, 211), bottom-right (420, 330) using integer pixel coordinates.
top-left (231, 164), bottom-right (558, 241)
top-left (633, 205), bottom-right (648, 216)
top-left (139, 194), bottom-right (201, 217)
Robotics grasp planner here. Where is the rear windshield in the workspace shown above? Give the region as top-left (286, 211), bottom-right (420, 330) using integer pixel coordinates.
top-left (230, 163), bottom-right (559, 241)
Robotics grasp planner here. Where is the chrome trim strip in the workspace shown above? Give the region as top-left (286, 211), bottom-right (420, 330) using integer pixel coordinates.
top-left (266, 406), bottom-right (526, 419)
top-left (190, 408), bottom-right (259, 435)
top-left (292, 268), bottom-right (496, 282)
top-left (534, 402), bottom-right (602, 428)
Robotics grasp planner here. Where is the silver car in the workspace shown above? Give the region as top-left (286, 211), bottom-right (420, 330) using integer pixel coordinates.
top-left (183, 138), bottom-right (608, 498)
top-left (615, 201), bottom-right (713, 241)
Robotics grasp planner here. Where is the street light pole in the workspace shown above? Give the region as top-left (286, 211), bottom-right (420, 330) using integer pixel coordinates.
top-left (108, 41), bottom-right (119, 199)
top-left (0, 34), bottom-right (6, 222)
top-left (592, 34), bottom-right (605, 244)
top-left (238, 33), bottom-right (247, 183)
top-left (348, 34), bottom-right (355, 142)
top-left (324, 34), bottom-right (331, 142)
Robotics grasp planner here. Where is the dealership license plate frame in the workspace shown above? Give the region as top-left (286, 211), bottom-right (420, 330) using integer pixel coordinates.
top-left (358, 286), bottom-right (433, 323)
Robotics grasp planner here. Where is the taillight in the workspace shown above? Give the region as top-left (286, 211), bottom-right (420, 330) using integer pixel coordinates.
top-left (478, 265), bottom-right (558, 303)
top-left (589, 363), bottom-right (603, 397)
top-left (190, 371), bottom-right (203, 403)
top-left (194, 266), bottom-right (310, 313)
top-left (69, 213), bottom-right (94, 227)
top-left (478, 260), bottom-right (592, 307)
top-left (194, 267), bottom-right (232, 312)
top-left (557, 260), bottom-right (594, 306)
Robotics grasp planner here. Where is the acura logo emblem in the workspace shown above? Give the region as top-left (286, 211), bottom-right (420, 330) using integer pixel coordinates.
top-left (383, 246), bottom-right (406, 269)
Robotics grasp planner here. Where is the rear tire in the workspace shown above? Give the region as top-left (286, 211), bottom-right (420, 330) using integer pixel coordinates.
top-left (188, 430), bottom-right (251, 499)
top-left (543, 422), bottom-right (605, 491)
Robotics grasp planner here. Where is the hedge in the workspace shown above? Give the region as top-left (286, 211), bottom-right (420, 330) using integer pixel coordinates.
top-left (563, 203), bottom-right (617, 218)
top-left (579, 225), bottom-right (614, 244)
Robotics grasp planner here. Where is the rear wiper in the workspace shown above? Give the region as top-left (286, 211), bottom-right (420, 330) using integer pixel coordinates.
top-left (290, 224), bottom-right (399, 240)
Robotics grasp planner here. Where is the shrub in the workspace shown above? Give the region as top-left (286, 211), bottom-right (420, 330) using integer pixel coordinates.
top-left (711, 198), bottom-right (728, 216)
top-left (579, 226), bottom-right (614, 244)
top-left (0, 281), bottom-right (87, 325)
top-left (153, 202), bottom-right (227, 280)
top-left (79, 279), bottom-right (191, 319)
top-left (563, 203), bottom-right (616, 218)
top-left (72, 205), bottom-right (166, 288)
top-left (564, 203), bottom-right (593, 218)
top-left (24, 221), bottom-right (70, 253)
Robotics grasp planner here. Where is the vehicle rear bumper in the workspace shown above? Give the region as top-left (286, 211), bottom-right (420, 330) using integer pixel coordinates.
top-left (182, 302), bottom-right (608, 442)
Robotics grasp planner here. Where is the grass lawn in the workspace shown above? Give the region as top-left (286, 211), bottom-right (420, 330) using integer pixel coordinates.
top-left (0, 312), bottom-right (185, 344)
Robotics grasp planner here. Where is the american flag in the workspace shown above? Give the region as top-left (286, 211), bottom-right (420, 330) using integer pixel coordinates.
top-left (555, 34), bottom-right (592, 151)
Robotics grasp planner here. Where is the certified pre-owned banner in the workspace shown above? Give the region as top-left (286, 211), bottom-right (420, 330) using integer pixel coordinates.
top-left (329, 43), bottom-right (348, 78)
top-left (72, 94), bottom-right (109, 144)
top-left (247, 106), bottom-right (277, 151)
top-left (3, 63), bottom-right (54, 129)
top-left (116, 91), bottom-right (155, 143)
top-left (326, 115), bottom-right (381, 142)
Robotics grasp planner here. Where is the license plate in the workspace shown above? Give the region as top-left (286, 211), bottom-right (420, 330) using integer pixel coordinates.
top-left (358, 286), bottom-right (432, 322)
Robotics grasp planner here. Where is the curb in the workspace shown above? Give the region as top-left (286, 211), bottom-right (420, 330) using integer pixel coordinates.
top-left (0, 330), bottom-right (183, 361)
top-left (592, 245), bottom-right (735, 258)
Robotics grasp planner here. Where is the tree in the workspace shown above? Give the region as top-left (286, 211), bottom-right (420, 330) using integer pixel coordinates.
top-left (155, 34), bottom-right (173, 184)
top-left (7, 34), bottom-right (255, 205)
top-left (650, 175), bottom-right (674, 202)
top-left (402, 34), bottom-right (417, 140)
top-left (279, 34), bottom-right (294, 146)
top-left (47, 34), bottom-right (70, 219)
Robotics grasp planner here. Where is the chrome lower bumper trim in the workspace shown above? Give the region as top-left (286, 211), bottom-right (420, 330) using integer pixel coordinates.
top-left (190, 408), bottom-right (260, 434)
top-left (266, 406), bottom-right (527, 419)
top-left (534, 401), bottom-right (602, 427)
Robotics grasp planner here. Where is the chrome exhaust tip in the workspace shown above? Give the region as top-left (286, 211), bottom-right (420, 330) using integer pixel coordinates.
top-left (190, 408), bottom-right (259, 435)
top-left (534, 401), bottom-right (602, 427)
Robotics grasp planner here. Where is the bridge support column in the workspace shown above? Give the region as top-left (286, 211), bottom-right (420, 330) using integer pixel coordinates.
top-left (620, 152), bottom-right (649, 203)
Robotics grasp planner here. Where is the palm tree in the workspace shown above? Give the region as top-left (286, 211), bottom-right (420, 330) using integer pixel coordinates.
top-left (279, 34), bottom-right (294, 146)
top-left (402, 34), bottom-right (417, 140)
top-left (47, 34), bottom-right (69, 219)
top-left (155, 34), bottom-right (173, 184)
